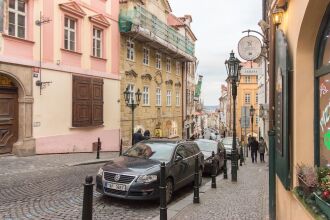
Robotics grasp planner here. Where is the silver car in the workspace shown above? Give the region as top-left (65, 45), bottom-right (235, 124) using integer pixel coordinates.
top-left (221, 137), bottom-right (241, 159)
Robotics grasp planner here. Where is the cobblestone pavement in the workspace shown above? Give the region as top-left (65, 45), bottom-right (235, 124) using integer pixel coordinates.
top-left (172, 155), bottom-right (269, 220)
top-left (0, 153), bottom-right (210, 220)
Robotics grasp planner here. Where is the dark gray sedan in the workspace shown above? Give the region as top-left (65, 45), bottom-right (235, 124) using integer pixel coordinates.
top-left (96, 139), bottom-right (204, 203)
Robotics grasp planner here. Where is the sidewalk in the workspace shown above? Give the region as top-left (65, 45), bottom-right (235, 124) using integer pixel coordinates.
top-left (0, 152), bottom-right (118, 176)
top-left (170, 156), bottom-right (269, 220)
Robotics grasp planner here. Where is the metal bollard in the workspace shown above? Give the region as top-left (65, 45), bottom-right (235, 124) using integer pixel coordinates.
top-left (223, 150), bottom-right (228, 179)
top-left (96, 137), bottom-right (101, 159)
top-left (82, 176), bottom-right (94, 220)
top-left (160, 162), bottom-right (167, 220)
top-left (119, 139), bottom-right (123, 156)
top-left (211, 151), bottom-right (216, 188)
top-left (193, 155), bottom-right (200, 203)
top-left (246, 144), bottom-right (249, 158)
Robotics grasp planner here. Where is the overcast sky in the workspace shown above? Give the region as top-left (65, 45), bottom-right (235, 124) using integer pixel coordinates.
top-left (170, 0), bottom-right (262, 106)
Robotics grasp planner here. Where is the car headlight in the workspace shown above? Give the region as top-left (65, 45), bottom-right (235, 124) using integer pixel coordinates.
top-left (97, 168), bottom-right (103, 176)
top-left (136, 175), bottom-right (157, 183)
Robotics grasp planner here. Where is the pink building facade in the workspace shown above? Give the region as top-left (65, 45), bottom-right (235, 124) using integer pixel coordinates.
top-left (0, 0), bottom-right (121, 156)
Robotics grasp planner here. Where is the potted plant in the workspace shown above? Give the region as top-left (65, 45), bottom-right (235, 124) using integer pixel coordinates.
top-left (297, 164), bottom-right (318, 196)
top-left (314, 167), bottom-right (330, 218)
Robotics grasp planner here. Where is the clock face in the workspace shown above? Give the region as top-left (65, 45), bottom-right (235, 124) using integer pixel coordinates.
top-left (238, 35), bottom-right (262, 61)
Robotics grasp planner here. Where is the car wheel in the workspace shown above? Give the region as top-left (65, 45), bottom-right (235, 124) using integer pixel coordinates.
top-left (166, 178), bottom-right (173, 204)
top-left (216, 162), bottom-right (220, 175)
top-left (198, 168), bottom-right (203, 186)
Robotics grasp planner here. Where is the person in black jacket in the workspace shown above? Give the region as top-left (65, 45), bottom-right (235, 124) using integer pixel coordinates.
top-left (250, 137), bottom-right (259, 163)
top-left (144, 130), bottom-right (151, 139)
top-left (133, 129), bottom-right (145, 145)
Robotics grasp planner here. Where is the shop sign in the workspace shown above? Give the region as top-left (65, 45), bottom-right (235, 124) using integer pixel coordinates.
top-left (238, 35), bottom-right (262, 61)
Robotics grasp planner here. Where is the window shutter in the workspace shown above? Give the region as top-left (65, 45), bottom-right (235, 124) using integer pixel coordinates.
top-left (92, 78), bottom-right (103, 126)
top-left (72, 76), bottom-right (92, 127)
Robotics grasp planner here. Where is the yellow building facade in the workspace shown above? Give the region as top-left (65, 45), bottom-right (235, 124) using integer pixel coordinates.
top-left (119, 0), bottom-right (196, 146)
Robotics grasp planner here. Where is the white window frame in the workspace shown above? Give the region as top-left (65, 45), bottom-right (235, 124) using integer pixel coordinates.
top-left (245, 76), bottom-right (251, 83)
top-left (166, 57), bottom-right (171, 73)
top-left (127, 84), bottom-right (135, 104)
top-left (8, 0), bottom-right (26, 39)
top-left (156, 88), bottom-right (161, 106)
top-left (245, 93), bottom-right (251, 104)
top-left (256, 93), bottom-right (258, 104)
top-left (166, 90), bottom-right (171, 106)
top-left (92, 27), bottom-right (102, 58)
top-left (156, 52), bottom-right (161, 69)
top-left (126, 40), bottom-right (135, 61)
top-left (142, 86), bottom-right (149, 106)
top-left (176, 91), bottom-right (180, 106)
top-left (143, 47), bottom-right (149, 65)
top-left (64, 17), bottom-right (76, 51)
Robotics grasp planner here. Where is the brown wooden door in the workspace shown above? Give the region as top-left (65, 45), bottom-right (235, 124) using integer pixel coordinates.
top-left (0, 87), bottom-right (18, 154)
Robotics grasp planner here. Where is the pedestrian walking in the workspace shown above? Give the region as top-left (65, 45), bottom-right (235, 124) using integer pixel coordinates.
top-left (133, 129), bottom-right (145, 145)
top-left (248, 135), bottom-right (252, 151)
top-left (144, 130), bottom-right (151, 140)
top-left (259, 137), bottom-right (268, 162)
top-left (250, 137), bottom-right (259, 163)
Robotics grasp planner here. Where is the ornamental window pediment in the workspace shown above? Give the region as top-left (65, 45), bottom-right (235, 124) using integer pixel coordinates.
top-left (59, 2), bottom-right (86, 18)
top-left (89, 14), bottom-right (110, 28)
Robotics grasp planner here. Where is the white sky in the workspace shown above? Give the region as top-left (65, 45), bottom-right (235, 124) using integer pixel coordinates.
top-left (169, 0), bottom-right (262, 106)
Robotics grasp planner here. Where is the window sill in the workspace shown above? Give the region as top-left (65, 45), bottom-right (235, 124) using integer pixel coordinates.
top-left (126, 59), bottom-right (135, 63)
top-left (61, 48), bottom-right (83, 55)
top-left (142, 105), bottom-right (151, 107)
top-left (69, 124), bottom-right (104, 129)
top-left (90, 55), bottom-right (107, 61)
top-left (143, 63), bottom-right (149, 67)
top-left (2, 34), bottom-right (35, 44)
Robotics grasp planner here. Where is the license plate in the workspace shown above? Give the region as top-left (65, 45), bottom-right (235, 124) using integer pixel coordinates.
top-left (106, 182), bottom-right (127, 191)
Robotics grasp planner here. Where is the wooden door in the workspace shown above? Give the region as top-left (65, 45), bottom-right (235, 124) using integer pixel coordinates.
top-left (0, 87), bottom-right (18, 154)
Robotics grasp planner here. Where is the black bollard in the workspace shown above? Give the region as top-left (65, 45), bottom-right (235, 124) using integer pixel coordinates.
top-left (211, 151), bottom-right (216, 188)
top-left (193, 155), bottom-right (200, 203)
top-left (82, 176), bottom-right (94, 220)
top-left (96, 137), bottom-right (101, 159)
top-left (240, 147), bottom-right (243, 166)
top-left (160, 162), bottom-right (167, 220)
top-left (119, 139), bottom-right (123, 156)
top-left (246, 144), bottom-right (249, 158)
top-left (223, 150), bottom-right (228, 179)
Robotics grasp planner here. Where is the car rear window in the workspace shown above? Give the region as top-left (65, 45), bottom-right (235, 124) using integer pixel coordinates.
top-left (195, 140), bottom-right (217, 152)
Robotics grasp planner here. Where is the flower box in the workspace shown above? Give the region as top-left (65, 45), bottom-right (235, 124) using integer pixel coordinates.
top-left (314, 192), bottom-right (330, 219)
top-left (298, 174), bottom-right (317, 196)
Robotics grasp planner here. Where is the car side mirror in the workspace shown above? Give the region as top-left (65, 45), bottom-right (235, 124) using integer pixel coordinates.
top-left (175, 154), bottom-right (183, 162)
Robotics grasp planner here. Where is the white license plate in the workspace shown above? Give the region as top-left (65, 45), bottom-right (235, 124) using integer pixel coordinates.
top-left (106, 182), bottom-right (127, 191)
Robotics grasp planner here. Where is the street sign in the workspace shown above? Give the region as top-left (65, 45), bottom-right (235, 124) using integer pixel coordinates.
top-left (238, 35), bottom-right (262, 61)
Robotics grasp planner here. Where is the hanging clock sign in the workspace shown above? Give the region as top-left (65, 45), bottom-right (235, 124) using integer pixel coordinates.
top-left (238, 35), bottom-right (262, 61)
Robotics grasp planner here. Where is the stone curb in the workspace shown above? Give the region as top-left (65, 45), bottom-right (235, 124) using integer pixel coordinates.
top-left (66, 159), bottom-right (112, 166)
top-left (151, 175), bottom-right (219, 220)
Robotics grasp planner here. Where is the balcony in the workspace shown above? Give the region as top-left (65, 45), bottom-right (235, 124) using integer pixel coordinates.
top-left (119, 5), bottom-right (195, 61)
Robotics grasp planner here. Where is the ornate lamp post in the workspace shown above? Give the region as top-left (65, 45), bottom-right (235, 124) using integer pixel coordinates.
top-left (250, 105), bottom-right (256, 138)
top-left (123, 86), bottom-right (142, 145)
top-left (225, 51), bottom-right (241, 182)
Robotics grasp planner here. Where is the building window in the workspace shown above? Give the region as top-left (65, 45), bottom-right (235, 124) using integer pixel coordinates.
top-left (127, 84), bottom-right (135, 104)
top-left (256, 116), bottom-right (259, 125)
top-left (126, 40), bottom-right (134, 61)
top-left (256, 93), bottom-right (258, 104)
top-left (244, 93), bottom-right (251, 104)
top-left (166, 58), bottom-right (171, 72)
top-left (176, 62), bottom-right (181, 75)
top-left (166, 90), bottom-right (171, 106)
top-left (156, 88), bottom-right (161, 106)
top-left (143, 47), bottom-right (149, 65)
top-left (245, 76), bottom-right (251, 83)
top-left (156, 52), bottom-right (161, 69)
top-left (176, 91), bottom-right (180, 106)
top-left (142, 86), bottom-right (149, 105)
top-left (8, 0), bottom-right (26, 38)
top-left (64, 17), bottom-right (76, 51)
top-left (72, 76), bottom-right (103, 127)
top-left (92, 27), bottom-right (102, 58)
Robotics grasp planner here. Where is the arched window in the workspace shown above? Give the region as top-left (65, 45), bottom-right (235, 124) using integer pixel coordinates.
top-left (316, 5), bottom-right (330, 166)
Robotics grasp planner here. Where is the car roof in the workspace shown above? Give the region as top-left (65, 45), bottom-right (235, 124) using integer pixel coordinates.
top-left (194, 139), bottom-right (218, 143)
top-left (141, 138), bottom-right (183, 145)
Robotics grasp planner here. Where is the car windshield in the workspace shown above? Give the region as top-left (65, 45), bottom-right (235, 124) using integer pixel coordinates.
top-left (123, 142), bottom-right (176, 161)
top-left (195, 141), bottom-right (216, 152)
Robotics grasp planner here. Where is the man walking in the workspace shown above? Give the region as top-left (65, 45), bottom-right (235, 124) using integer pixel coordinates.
top-left (250, 137), bottom-right (259, 163)
top-left (133, 129), bottom-right (145, 145)
top-left (258, 137), bottom-right (268, 162)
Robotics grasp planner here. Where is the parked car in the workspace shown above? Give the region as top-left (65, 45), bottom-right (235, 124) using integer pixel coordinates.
top-left (221, 137), bottom-right (241, 160)
top-left (194, 139), bottom-right (225, 175)
top-left (96, 139), bottom-right (204, 204)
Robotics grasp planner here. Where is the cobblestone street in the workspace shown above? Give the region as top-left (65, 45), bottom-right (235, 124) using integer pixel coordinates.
top-left (0, 153), bottom-right (209, 220)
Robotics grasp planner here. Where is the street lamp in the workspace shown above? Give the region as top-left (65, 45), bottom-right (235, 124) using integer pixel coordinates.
top-left (123, 86), bottom-right (142, 145)
top-left (250, 105), bottom-right (256, 138)
top-left (225, 50), bottom-right (241, 182)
